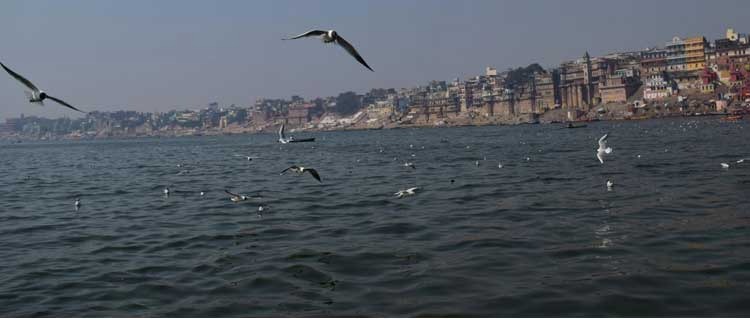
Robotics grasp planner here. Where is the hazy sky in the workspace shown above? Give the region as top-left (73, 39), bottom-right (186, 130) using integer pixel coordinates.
top-left (1, 0), bottom-right (748, 120)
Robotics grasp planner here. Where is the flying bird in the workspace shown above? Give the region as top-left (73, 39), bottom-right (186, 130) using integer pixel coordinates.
top-left (596, 134), bottom-right (613, 164)
top-left (721, 163), bottom-right (730, 169)
top-left (278, 124), bottom-right (292, 144)
top-left (0, 61), bottom-right (85, 113)
top-left (225, 189), bottom-right (248, 202)
top-left (394, 187), bottom-right (419, 199)
top-left (283, 29), bottom-right (374, 72)
top-left (280, 165), bottom-right (322, 182)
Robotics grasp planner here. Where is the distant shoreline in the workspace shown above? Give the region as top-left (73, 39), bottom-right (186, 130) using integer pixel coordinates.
top-left (1, 110), bottom-right (740, 143)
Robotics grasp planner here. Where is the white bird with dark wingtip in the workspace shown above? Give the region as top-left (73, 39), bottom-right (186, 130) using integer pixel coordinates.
top-left (596, 134), bottom-right (613, 164)
top-left (394, 187), bottom-right (419, 199)
top-left (225, 189), bottom-right (248, 202)
top-left (283, 29), bottom-right (374, 72)
top-left (403, 162), bottom-right (416, 170)
top-left (278, 123), bottom-right (292, 144)
top-left (0, 61), bottom-right (86, 113)
top-left (280, 165), bottom-right (322, 182)
top-left (74, 198), bottom-right (81, 210)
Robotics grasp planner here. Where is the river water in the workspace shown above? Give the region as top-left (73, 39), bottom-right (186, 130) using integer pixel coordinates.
top-left (1, 117), bottom-right (749, 316)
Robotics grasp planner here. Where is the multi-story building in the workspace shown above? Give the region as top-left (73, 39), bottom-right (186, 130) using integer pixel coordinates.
top-left (666, 36), bottom-right (686, 72)
top-left (599, 75), bottom-right (640, 104)
top-left (640, 48), bottom-right (668, 75)
top-left (665, 35), bottom-right (706, 72)
top-left (642, 72), bottom-right (676, 100)
top-left (532, 70), bottom-right (559, 112)
top-left (684, 36), bottom-right (708, 71)
top-left (286, 102), bottom-right (316, 125)
top-left (558, 52), bottom-right (617, 109)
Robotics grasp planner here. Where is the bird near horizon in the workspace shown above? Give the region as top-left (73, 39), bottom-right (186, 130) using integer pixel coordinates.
top-left (283, 29), bottom-right (374, 72)
top-left (0, 61), bottom-right (86, 113)
top-left (280, 165), bottom-right (322, 182)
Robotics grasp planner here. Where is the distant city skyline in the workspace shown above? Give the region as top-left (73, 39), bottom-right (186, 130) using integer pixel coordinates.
top-left (1, 0), bottom-right (748, 120)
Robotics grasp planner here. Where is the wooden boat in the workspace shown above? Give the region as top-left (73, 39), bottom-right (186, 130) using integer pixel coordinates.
top-left (721, 115), bottom-right (743, 122)
top-left (564, 122), bottom-right (587, 129)
top-left (278, 124), bottom-right (315, 143)
top-left (288, 137), bottom-right (315, 143)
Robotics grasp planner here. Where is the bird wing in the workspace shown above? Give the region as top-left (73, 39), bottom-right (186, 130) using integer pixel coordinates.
top-left (335, 35), bottom-right (374, 72)
top-left (0, 61), bottom-right (40, 92)
top-left (283, 30), bottom-right (327, 40)
top-left (224, 189), bottom-right (240, 197)
top-left (304, 168), bottom-right (322, 182)
top-left (46, 95), bottom-right (86, 113)
top-left (407, 187), bottom-right (419, 192)
top-left (597, 152), bottom-right (604, 164)
top-left (280, 165), bottom-right (298, 174)
top-left (278, 124), bottom-right (286, 140)
top-left (598, 134), bottom-right (608, 148)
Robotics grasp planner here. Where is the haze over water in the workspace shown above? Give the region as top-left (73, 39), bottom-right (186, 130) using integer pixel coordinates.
top-left (1, 117), bottom-right (749, 316)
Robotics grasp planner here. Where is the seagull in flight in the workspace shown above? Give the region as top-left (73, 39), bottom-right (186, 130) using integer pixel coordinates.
top-left (225, 189), bottom-right (248, 202)
top-left (280, 165), bottom-right (322, 182)
top-left (283, 29), bottom-right (374, 72)
top-left (394, 187), bottom-right (419, 199)
top-left (278, 123), bottom-right (294, 144)
top-left (0, 61), bottom-right (85, 113)
top-left (596, 134), bottom-right (613, 164)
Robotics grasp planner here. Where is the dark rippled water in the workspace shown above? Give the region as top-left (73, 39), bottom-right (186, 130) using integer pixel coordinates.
top-left (1, 117), bottom-right (750, 316)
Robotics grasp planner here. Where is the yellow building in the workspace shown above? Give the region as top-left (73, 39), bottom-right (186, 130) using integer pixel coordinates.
top-left (684, 36), bottom-right (707, 71)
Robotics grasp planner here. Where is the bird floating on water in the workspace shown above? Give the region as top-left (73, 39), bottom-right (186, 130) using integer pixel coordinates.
top-left (498, 162), bottom-right (503, 168)
top-left (394, 187), bottom-right (419, 199)
top-left (163, 187), bottom-right (170, 196)
top-left (606, 179), bottom-right (614, 190)
top-left (404, 162), bottom-right (416, 169)
top-left (0, 61), bottom-right (85, 113)
top-left (74, 198), bottom-right (80, 210)
top-left (596, 134), bottom-right (613, 164)
top-left (234, 154), bottom-right (259, 161)
top-left (721, 163), bottom-right (730, 169)
top-left (280, 165), bottom-right (322, 182)
top-left (225, 189), bottom-right (248, 202)
top-left (283, 29), bottom-right (373, 71)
